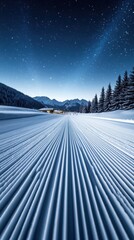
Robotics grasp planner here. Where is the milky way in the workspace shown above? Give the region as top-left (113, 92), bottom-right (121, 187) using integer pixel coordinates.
top-left (0, 0), bottom-right (133, 100)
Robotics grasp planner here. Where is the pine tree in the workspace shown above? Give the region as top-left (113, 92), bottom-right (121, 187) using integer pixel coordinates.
top-left (123, 67), bottom-right (134, 109)
top-left (111, 75), bottom-right (122, 110)
top-left (120, 71), bottom-right (129, 109)
top-left (91, 98), bottom-right (95, 113)
top-left (91, 94), bottom-right (98, 113)
top-left (98, 87), bottom-right (105, 112)
top-left (94, 94), bottom-right (98, 112)
top-left (104, 84), bottom-right (112, 111)
top-left (87, 100), bottom-right (91, 113)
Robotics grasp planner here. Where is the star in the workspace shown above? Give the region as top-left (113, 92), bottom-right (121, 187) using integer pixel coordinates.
top-left (0, 0), bottom-right (133, 102)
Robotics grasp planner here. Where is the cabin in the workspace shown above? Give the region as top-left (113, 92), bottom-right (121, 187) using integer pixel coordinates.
top-left (39, 108), bottom-right (54, 113)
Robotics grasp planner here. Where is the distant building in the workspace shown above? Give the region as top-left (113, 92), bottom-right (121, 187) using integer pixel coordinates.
top-left (39, 108), bottom-right (54, 113)
top-left (54, 110), bottom-right (64, 114)
top-left (40, 108), bottom-right (64, 114)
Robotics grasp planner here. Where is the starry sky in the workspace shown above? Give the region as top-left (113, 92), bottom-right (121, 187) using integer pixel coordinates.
top-left (0, 0), bottom-right (134, 101)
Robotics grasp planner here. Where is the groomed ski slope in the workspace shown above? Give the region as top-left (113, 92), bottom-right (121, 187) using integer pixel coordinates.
top-left (0, 109), bottom-right (134, 240)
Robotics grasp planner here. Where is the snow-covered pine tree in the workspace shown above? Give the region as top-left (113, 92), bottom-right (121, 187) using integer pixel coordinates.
top-left (111, 75), bottom-right (122, 110)
top-left (98, 87), bottom-right (105, 112)
top-left (104, 84), bottom-right (112, 111)
top-left (91, 94), bottom-right (98, 113)
top-left (123, 67), bottom-right (134, 109)
top-left (120, 71), bottom-right (129, 109)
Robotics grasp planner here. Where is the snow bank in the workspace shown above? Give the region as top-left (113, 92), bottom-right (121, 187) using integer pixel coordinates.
top-left (0, 105), bottom-right (44, 120)
top-left (88, 110), bottom-right (134, 123)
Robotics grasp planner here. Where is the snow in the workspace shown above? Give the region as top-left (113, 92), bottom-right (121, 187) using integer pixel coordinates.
top-left (0, 105), bottom-right (42, 113)
top-left (0, 107), bottom-right (133, 240)
top-left (88, 109), bottom-right (134, 123)
top-left (0, 105), bottom-right (44, 120)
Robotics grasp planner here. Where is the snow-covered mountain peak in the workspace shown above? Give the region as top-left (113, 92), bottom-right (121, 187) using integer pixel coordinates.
top-left (34, 96), bottom-right (89, 111)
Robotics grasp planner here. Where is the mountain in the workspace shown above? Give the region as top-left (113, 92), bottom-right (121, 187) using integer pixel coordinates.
top-left (34, 96), bottom-right (89, 112)
top-left (0, 83), bottom-right (44, 109)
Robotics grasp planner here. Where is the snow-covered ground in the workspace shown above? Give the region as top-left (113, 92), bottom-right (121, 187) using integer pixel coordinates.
top-left (0, 105), bottom-right (44, 120)
top-left (0, 107), bottom-right (134, 240)
top-left (87, 109), bottom-right (134, 124)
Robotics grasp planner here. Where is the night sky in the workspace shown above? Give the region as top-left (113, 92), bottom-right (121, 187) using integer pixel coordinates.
top-left (0, 0), bottom-right (134, 100)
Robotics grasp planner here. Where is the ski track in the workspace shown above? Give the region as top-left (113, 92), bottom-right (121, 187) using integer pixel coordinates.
top-left (0, 114), bottom-right (134, 240)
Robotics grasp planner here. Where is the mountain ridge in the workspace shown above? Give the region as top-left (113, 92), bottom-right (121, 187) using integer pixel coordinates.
top-left (0, 83), bottom-right (44, 109)
top-left (34, 96), bottom-right (89, 112)
top-left (0, 82), bottom-right (90, 112)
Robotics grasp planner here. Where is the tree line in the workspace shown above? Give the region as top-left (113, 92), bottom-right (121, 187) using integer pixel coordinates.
top-left (88, 67), bottom-right (134, 113)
